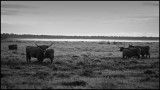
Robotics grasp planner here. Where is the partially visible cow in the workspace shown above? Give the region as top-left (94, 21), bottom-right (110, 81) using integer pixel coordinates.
top-left (119, 46), bottom-right (141, 59)
top-left (44, 49), bottom-right (54, 63)
top-left (26, 42), bottom-right (53, 63)
top-left (8, 44), bottom-right (17, 50)
top-left (128, 45), bottom-right (150, 58)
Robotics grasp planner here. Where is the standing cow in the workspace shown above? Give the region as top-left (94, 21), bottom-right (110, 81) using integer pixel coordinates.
top-left (8, 44), bottom-right (17, 50)
top-left (44, 49), bottom-right (54, 63)
top-left (26, 42), bottom-right (53, 63)
top-left (119, 46), bottom-right (141, 59)
top-left (128, 45), bottom-right (150, 58)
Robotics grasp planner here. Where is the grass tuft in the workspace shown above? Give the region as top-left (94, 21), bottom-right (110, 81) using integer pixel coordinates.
top-left (61, 80), bottom-right (87, 86)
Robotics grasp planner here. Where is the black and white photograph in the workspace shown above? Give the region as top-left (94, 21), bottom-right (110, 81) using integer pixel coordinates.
top-left (1, 1), bottom-right (159, 89)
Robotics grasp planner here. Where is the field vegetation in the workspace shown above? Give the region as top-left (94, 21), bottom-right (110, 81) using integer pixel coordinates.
top-left (1, 40), bottom-right (159, 89)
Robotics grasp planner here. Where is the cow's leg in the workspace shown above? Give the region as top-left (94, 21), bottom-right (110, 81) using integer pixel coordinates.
top-left (50, 57), bottom-right (53, 63)
top-left (41, 59), bottom-right (43, 63)
top-left (37, 58), bottom-right (40, 63)
top-left (127, 56), bottom-right (129, 59)
top-left (148, 53), bottom-right (150, 58)
top-left (26, 54), bottom-right (28, 62)
top-left (26, 53), bottom-right (30, 62)
top-left (52, 54), bottom-right (54, 63)
top-left (144, 54), bottom-right (147, 58)
top-left (142, 54), bottom-right (145, 59)
top-left (122, 54), bottom-right (125, 59)
top-left (38, 58), bottom-right (43, 63)
top-left (28, 56), bottom-right (31, 62)
top-left (52, 57), bottom-right (54, 63)
top-left (146, 54), bottom-right (148, 57)
top-left (137, 54), bottom-right (140, 59)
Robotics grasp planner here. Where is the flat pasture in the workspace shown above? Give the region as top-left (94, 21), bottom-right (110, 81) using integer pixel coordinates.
top-left (1, 40), bottom-right (159, 89)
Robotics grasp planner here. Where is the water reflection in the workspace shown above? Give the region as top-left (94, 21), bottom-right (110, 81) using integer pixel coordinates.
top-left (16, 38), bottom-right (159, 42)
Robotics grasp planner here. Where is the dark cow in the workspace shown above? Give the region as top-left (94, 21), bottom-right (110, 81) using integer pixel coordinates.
top-left (26, 42), bottom-right (53, 63)
top-left (44, 49), bottom-right (54, 63)
top-left (119, 46), bottom-right (141, 59)
top-left (8, 44), bottom-right (17, 50)
top-left (128, 45), bottom-right (150, 58)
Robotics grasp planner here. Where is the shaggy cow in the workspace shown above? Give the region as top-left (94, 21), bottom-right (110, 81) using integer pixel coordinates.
top-left (44, 49), bottom-right (54, 63)
top-left (8, 44), bottom-right (17, 50)
top-left (119, 46), bottom-right (141, 59)
top-left (26, 42), bottom-right (53, 63)
top-left (128, 45), bottom-right (150, 58)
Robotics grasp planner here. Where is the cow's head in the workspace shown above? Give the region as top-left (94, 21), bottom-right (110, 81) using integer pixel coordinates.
top-left (35, 42), bottom-right (53, 51)
top-left (128, 44), bottom-right (133, 47)
top-left (118, 45), bottom-right (125, 51)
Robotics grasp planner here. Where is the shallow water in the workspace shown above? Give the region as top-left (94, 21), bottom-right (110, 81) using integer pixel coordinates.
top-left (16, 38), bottom-right (159, 42)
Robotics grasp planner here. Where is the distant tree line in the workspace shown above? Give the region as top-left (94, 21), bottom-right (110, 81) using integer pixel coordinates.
top-left (1, 33), bottom-right (159, 40)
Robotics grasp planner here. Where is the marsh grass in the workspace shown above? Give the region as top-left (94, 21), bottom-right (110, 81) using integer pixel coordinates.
top-left (1, 40), bottom-right (159, 89)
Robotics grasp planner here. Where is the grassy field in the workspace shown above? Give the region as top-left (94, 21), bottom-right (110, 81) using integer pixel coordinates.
top-left (1, 40), bottom-right (159, 89)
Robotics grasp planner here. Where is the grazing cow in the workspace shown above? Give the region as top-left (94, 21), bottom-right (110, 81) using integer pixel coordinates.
top-left (119, 46), bottom-right (141, 59)
top-left (44, 49), bottom-right (54, 63)
top-left (8, 44), bottom-right (17, 50)
top-left (128, 45), bottom-right (150, 58)
top-left (26, 42), bottom-right (53, 63)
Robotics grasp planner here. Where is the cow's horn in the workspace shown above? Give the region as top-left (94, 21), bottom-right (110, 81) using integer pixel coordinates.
top-left (48, 41), bottom-right (53, 47)
top-left (35, 43), bottom-right (39, 47)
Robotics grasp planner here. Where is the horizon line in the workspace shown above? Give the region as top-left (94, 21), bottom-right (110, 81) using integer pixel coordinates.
top-left (1, 33), bottom-right (159, 38)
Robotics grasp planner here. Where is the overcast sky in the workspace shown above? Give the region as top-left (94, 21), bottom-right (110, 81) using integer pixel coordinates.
top-left (1, 1), bottom-right (159, 37)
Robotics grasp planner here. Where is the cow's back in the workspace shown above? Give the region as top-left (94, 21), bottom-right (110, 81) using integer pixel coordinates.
top-left (128, 47), bottom-right (141, 55)
top-left (26, 46), bottom-right (43, 58)
top-left (134, 46), bottom-right (150, 54)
